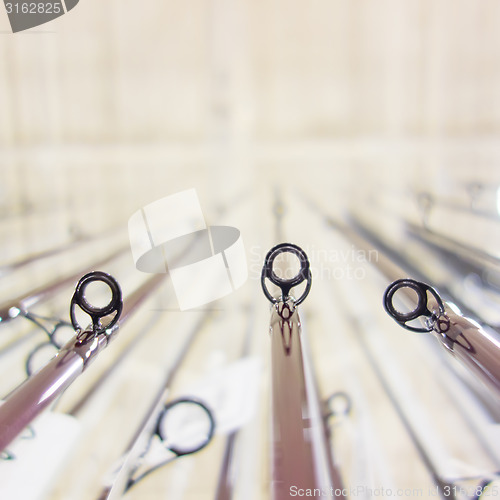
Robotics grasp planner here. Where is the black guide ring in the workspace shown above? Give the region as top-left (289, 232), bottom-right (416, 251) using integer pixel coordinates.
top-left (383, 278), bottom-right (445, 333)
top-left (326, 391), bottom-right (352, 419)
top-left (70, 271), bottom-right (122, 333)
top-left (261, 243), bottom-right (312, 306)
top-left (155, 398), bottom-right (215, 457)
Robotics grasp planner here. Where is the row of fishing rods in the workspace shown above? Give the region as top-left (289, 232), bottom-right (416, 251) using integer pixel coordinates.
top-left (263, 189), bottom-right (500, 500)
top-left (0, 190), bottom-right (499, 499)
top-left (300, 192), bottom-right (500, 500)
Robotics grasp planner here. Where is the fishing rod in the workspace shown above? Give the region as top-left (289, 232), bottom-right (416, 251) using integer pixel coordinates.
top-left (212, 296), bottom-right (266, 500)
top-left (0, 270), bottom-right (123, 453)
top-left (415, 189), bottom-right (500, 224)
top-left (384, 278), bottom-right (500, 398)
top-left (0, 224), bottom-right (127, 278)
top-left (97, 311), bottom-right (214, 500)
top-left (300, 194), bottom-right (500, 493)
top-left (68, 195), bottom-right (242, 417)
top-left (346, 213), bottom-right (500, 330)
top-left (65, 273), bottom-right (165, 416)
top-left (261, 242), bottom-right (345, 500)
top-left (353, 189), bottom-right (500, 302)
top-left (213, 302), bottom-right (254, 500)
top-left (349, 192), bottom-right (500, 318)
top-left (323, 206), bottom-right (500, 405)
top-left (405, 223), bottom-right (500, 293)
top-left (0, 244), bottom-right (128, 326)
top-left (329, 286), bottom-right (458, 500)
top-left (215, 190), bottom-right (289, 500)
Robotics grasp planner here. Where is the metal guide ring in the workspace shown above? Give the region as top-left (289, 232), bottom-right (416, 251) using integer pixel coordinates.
top-left (155, 398), bottom-right (215, 456)
top-left (70, 271), bottom-right (122, 333)
top-left (326, 391), bottom-right (352, 419)
top-left (383, 278), bottom-right (445, 333)
top-left (261, 243), bottom-right (312, 305)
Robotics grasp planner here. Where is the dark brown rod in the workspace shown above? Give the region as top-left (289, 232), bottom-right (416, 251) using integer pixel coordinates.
top-left (0, 273), bottom-right (168, 456)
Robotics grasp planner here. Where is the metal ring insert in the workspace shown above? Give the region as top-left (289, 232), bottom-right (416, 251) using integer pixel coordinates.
top-left (383, 278), bottom-right (445, 333)
top-left (156, 398), bottom-right (215, 456)
top-left (261, 243), bottom-right (312, 305)
top-left (70, 271), bottom-right (122, 333)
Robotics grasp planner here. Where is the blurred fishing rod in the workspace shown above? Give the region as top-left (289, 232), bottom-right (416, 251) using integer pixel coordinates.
top-left (300, 194), bottom-right (500, 470)
top-left (0, 224), bottom-right (126, 278)
top-left (415, 188), bottom-right (500, 224)
top-left (349, 209), bottom-right (500, 331)
top-left (306, 193), bottom-right (500, 397)
top-left (344, 212), bottom-right (500, 398)
top-left (0, 244), bottom-right (128, 326)
top-left (215, 189), bottom-right (285, 500)
top-left (298, 196), bottom-right (493, 498)
top-left (0, 271), bottom-right (123, 453)
top-left (213, 302), bottom-right (255, 500)
top-left (97, 310), bottom-right (214, 500)
top-left (347, 193), bottom-right (500, 326)
top-left (405, 222), bottom-right (500, 294)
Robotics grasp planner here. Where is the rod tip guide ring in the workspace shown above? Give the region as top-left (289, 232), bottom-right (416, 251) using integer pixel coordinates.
top-left (70, 271), bottom-right (122, 333)
top-left (383, 278), bottom-right (445, 333)
top-left (261, 243), bottom-right (312, 305)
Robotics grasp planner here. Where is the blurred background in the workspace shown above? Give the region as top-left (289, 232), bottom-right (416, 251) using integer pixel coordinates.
top-left (0, 0), bottom-right (500, 499)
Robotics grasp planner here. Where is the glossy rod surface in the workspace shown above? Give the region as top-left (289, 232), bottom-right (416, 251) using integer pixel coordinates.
top-left (262, 242), bottom-right (344, 499)
top-left (439, 304), bottom-right (500, 396)
top-left (68, 273), bottom-right (165, 416)
top-left (0, 272), bottom-right (123, 453)
top-left (0, 349), bottom-right (83, 451)
top-left (270, 299), bottom-right (318, 499)
top-left (384, 278), bottom-right (500, 398)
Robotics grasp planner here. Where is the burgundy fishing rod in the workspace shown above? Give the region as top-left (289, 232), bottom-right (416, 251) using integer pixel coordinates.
top-left (262, 243), bottom-right (345, 500)
top-left (0, 271), bottom-right (123, 453)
